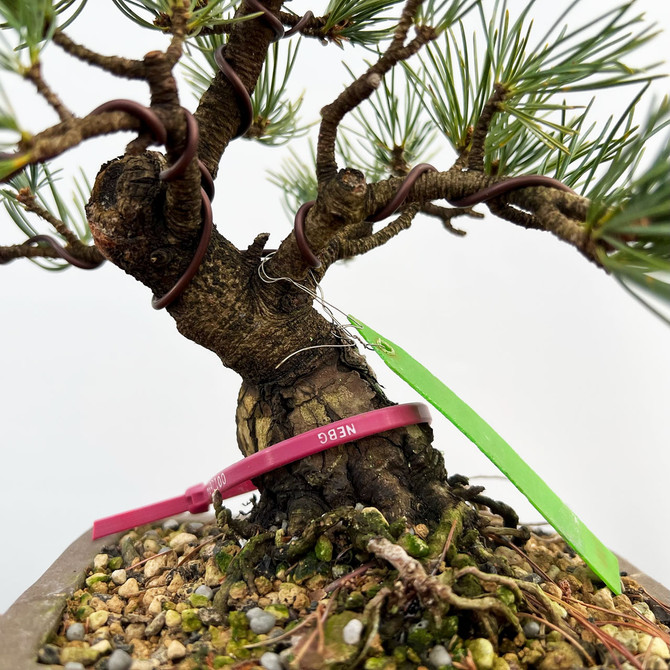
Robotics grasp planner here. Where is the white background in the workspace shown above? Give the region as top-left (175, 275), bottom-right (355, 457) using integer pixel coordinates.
top-left (1, 1), bottom-right (669, 613)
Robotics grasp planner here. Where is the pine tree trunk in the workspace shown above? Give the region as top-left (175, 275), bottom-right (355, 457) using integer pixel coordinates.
top-left (86, 151), bottom-right (459, 532)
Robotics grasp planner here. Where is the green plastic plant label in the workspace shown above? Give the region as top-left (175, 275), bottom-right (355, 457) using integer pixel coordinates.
top-left (349, 315), bottom-right (621, 594)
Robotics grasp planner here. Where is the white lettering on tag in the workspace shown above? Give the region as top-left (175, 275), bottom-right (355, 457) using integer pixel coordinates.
top-left (317, 423), bottom-right (356, 445)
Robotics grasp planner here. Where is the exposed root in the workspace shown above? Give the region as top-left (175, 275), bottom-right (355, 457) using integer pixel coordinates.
top-left (367, 536), bottom-right (525, 638)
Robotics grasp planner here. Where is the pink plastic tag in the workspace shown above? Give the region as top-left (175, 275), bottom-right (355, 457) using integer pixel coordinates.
top-left (92, 402), bottom-right (431, 539)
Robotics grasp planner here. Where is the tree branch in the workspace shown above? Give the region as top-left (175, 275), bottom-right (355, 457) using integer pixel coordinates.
top-left (316, 0), bottom-right (436, 183)
top-left (53, 31), bottom-right (148, 79)
top-left (24, 62), bottom-right (74, 122)
top-left (194, 0), bottom-right (284, 178)
top-left (468, 83), bottom-right (507, 171)
top-left (421, 202), bottom-right (476, 235)
top-left (16, 188), bottom-right (80, 246)
top-left (339, 204), bottom-right (420, 259)
top-left (367, 170), bottom-right (600, 263)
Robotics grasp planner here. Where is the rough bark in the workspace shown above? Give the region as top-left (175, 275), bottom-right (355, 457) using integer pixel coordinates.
top-left (86, 151), bottom-right (458, 531)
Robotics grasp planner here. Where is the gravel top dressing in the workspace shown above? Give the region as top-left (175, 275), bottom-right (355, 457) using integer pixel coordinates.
top-left (27, 503), bottom-right (670, 670)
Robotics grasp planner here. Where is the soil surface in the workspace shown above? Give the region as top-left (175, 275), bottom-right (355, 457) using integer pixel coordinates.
top-left (34, 497), bottom-right (670, 670)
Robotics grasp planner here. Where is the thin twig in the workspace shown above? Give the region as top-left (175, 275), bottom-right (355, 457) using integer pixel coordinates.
top-left (339, 204), bottom-right (420, 259)
top-left (430, 516), bottom-right (459, 576)
top-left (468, 84), bottom-right (507, 171)
top-left (24, 63), bottom-right (74, 122)
top-left (17, 189), bottom-right (80, 245)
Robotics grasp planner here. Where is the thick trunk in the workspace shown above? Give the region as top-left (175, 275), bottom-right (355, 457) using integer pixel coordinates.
top-left (236, 347), bottom-right (457, 533)
top-left (87, 151), bottom-right (458, 531)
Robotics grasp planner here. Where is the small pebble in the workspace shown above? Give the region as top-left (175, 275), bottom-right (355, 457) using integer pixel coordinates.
top-left (107, 648), bottom-right (133, 670)
top-left (185, 522), bottom-right (204, 534)
top-left (64, 663), bottom-right (86, 670)
top-left (523, 620), bottom-right (542, 638)
top-left (260, 651), bottom-right (284, 670)
top-left (246, 607), bottom-right (265, 620)
top-left (66, 622), bottom-right (86, 641)
top-left (199, 608), bottom-right (223, 626)
top-left (194, 584), bottom-right (214, 600)
top-left (522, 572), bottom-right (543, 584)
top-left (167, 639), bottom-right (187, 660)
top-left (249, 611), bottom-right (277, 635)
top-left (37, 645), bottom-right (60, 665)
top-left (93, 553), bottom-right (109, 571)
top-left (342, 618), bottom-right (364, 645)
top-left (162, 518), bottom-right (180, 531)
top-left (428, 644), bottom-right (452, 669)
top-left (145, 611), bottom-right (166, 637)
top-left (130, 661), bottom-right (157, 670)
top-left (165, 609), bottom-right (182, 628)
top-left (118, 577), bottom-right (140, 597)
top-left (111, 569), bottom-right (127, 585)
top-left (87, 609), bottom-right (109, 631)
top-left (169, 532), bottom-right (198, 553)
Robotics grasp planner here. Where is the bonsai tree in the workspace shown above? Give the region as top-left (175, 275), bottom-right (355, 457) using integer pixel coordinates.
top-left (1, 0), bottom-right (669, 624)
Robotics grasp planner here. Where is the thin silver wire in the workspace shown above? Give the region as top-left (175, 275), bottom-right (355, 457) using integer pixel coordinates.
top-left (257, 254), bottom-right (375, 368)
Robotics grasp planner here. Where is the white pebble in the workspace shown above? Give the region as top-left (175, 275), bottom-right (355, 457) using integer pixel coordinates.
top-left (342, 618), bottom-right (364, 645)
top-left (167, 640), bottom-right (187, 661)
top-left (246, 607), bottom-right (265, 620)
top-left (429, 644), bottom-right (452, 669)
top-left (260, 651), bottom-right (284, 670)
top-left (195, 584), bottom-right (214, 600)
top-left (118, 577), bottom-right (140, 597)
top-left (64, 663), bottom-right (85, 670)
top-left (65, 622), bottom-right (85, 641)
top-left (169, 532), bottom-right (198, 553)
top-left (107, 648), bottom-right (133, 670)
top-left (93, 554), bottom-right (109, 571)
top-left (523, 620), bottom-right (542, 638)
top-left (249, 611), bottom-right (277, 634)
top-left (111, 569), bottom-right (127, 585)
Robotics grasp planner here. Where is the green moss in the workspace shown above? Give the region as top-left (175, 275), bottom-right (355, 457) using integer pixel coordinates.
top-left (215, 550), bottom-right (233, 573)
top-left (315, 535), bottom-right (334, 562)
top-left (108, 556), bottom-right (123, 570)
top-left (321, 611), bottom-right (363, 665)
top-left (408, 621), bottom-right (434, 651)
top-left (364, 657), bottom-right (395, 669)
top-left (398, 532), bottom-right (430, 558)
top-left (225, 639), bottom-right (251, 660)
top-left (437, 615), bottom-right (459, 639)
top-left (388, 520), bottom-right (406, 539)
top-left (190, 593), bottom-right (212, 608)
top-left (454, 574), bottom-right (483, 598)
top-left (85, 572), bottom-right (110, 587)
top-left (466, 638), bottom-right (495, 670)
top-left (496, 587), bottom-right (516, 609)
top-left (264, 603), bottom-right (290, 621)
top-left (393, 646), bottom-right (408, 663)
top-left (213, 657), bottom-right (235, 668)
top-left (451, 553), bottom-right (476, 569)
top-left (345, 591), bottom-right (365, 611)
top-left (181, 608), bottom-right (203, 633)
top-left (228, 610), bottom-right (249, 640)
top-left (292, 552), bottom-right (320, 584)
top-left (75, 605), bottom-right (94, 622)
